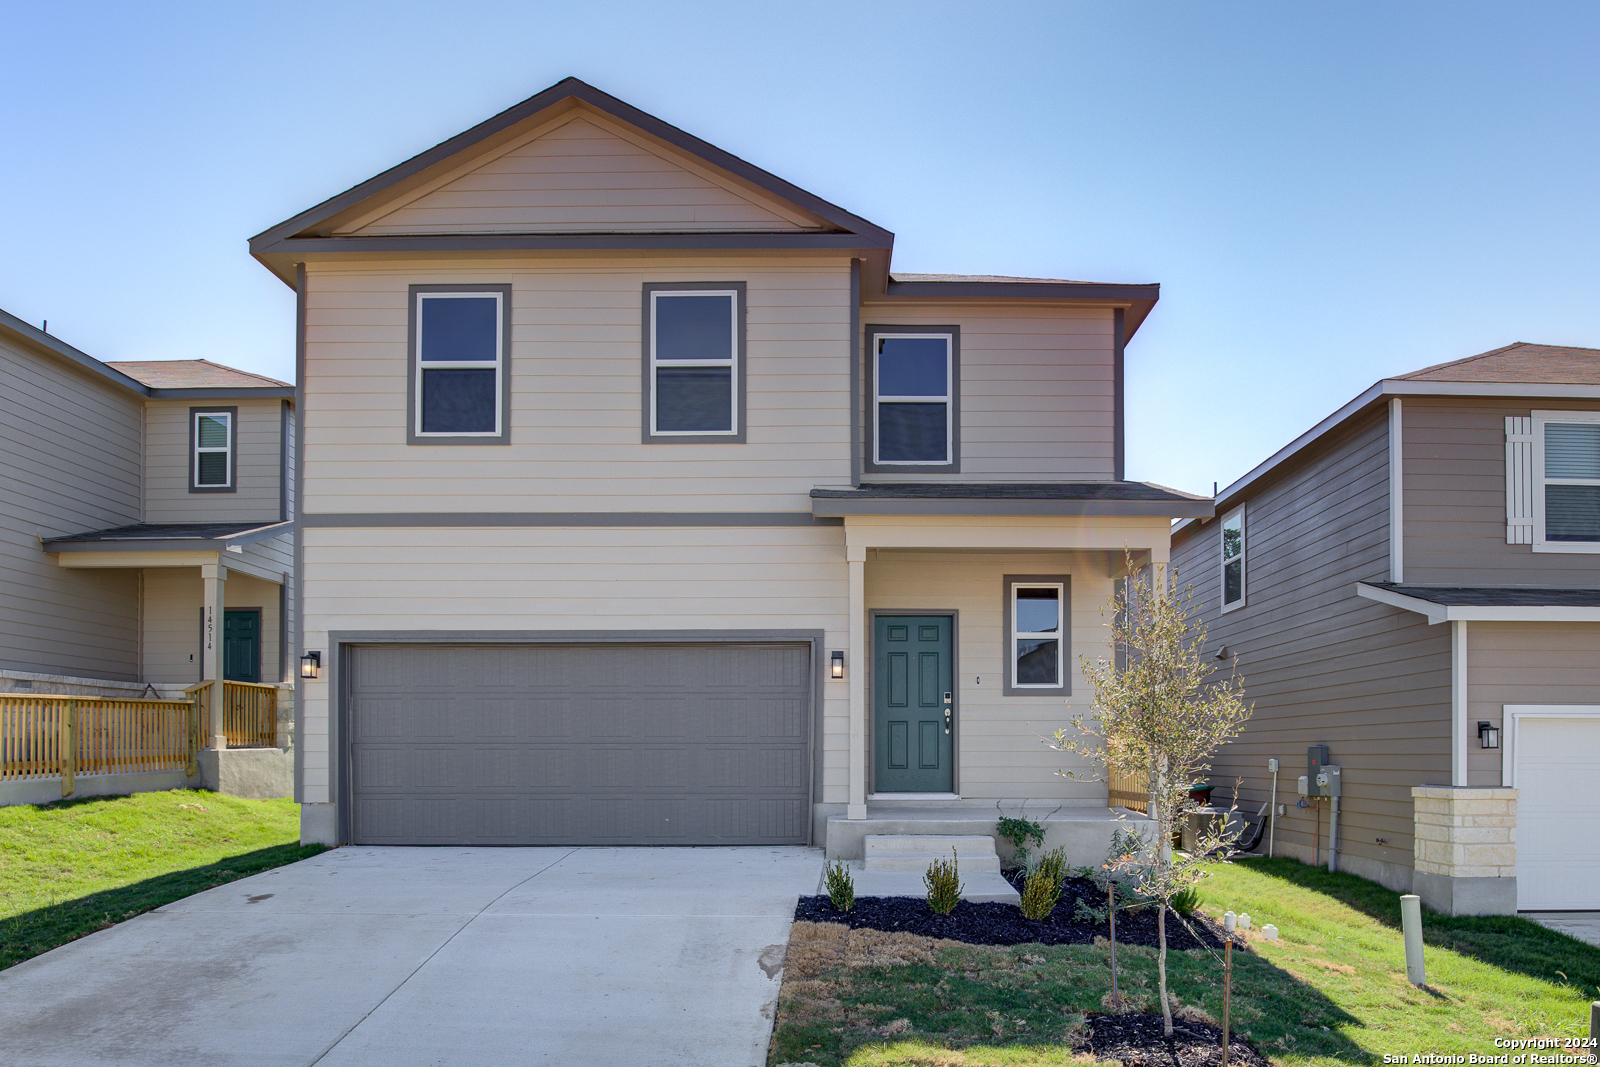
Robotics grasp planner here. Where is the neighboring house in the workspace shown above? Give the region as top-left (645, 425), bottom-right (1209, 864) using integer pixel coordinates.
top-left (247, 77), bottom-right (1211, 850)
top-left (1172, 343), bottom-right (1600, 915)
top-left (0, 306), bottom-right (297, 796)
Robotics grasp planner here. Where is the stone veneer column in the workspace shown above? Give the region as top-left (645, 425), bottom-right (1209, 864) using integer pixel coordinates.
top-left (1411, 786), bottom-right (1518, 916)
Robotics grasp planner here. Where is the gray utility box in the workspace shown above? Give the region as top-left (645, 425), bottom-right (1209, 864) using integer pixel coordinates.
top-left (1306, 745), bottom-right (1331, 797)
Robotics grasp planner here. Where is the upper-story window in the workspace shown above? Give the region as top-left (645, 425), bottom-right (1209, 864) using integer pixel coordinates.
top-left (1220, 505), bottom-right (1245, 610)
top-left (190, 407), bottom-right (236, 493)
top-left (643, 282), bottom-right (746, 443)
top-left (408, 285), bottom-right (511, 445)
top-left (1535, 411), bottom-right (1600, 550)
top-left (866, 326), bottom-right (960, 472)
top-left (1002, 575), bottom-right (1070, 695)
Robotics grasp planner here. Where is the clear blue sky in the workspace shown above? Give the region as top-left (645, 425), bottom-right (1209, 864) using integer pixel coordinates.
top-left (4, 1), bottom-right (1597, 496)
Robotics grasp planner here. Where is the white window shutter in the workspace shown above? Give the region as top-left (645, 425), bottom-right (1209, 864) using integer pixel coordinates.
top-left (1505, 416), bottom-right (1534, 544)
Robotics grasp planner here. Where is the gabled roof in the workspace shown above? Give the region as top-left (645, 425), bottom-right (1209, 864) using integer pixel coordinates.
top-left (1173, 342), bottom-right (1600, 541)
top-left (1, 307), bottom-right (293, 399)
top-left (1394, 342), bottom-right (1600, 385)
top-left (248, 78), bottom-right (1161, 333)
top-left (106, 359), bottom-right (292, 390)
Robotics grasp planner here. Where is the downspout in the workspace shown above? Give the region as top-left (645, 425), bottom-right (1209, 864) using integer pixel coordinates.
top-left (1389, 397), bottom-right (1404, 582)
top-left (1267, 758), bottom-right (1278, 859)
top-left (1328, 795), bottom-right (1340, 873)
top-left (1113, 308), bottom-right (1126, 483)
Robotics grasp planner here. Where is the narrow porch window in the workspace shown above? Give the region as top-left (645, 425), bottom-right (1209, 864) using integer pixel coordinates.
top-left (1012, 583), bottom-right (1063, 689)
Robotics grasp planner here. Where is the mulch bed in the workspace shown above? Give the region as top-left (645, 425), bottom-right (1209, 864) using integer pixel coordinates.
top-left (794, 874), bottom-right (1229, 949)
top-left (1073, 1011), bottom-right (1271, 1067)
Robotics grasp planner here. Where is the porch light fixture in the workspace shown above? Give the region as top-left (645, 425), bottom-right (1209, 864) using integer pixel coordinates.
top-left (830, 650), bottom-right (845, 679)
top-left (1478, 720), bottom-right (1500, 750)
top-left (300, 651), bottom-right (322, 680)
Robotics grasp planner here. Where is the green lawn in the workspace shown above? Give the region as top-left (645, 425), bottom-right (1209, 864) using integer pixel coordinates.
top-left (769, 857), bottom-right (1600, 1066)
top-left (0, 789), bottom-right (324, 970)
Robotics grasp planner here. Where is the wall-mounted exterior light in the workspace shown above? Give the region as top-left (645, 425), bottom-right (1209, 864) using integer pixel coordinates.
top-left (1478, 720), bottom-right (1500, 749)
top-left (300, 651), bottom-right (322, 680)
top-left (830, 650), bottom-right (845, 679)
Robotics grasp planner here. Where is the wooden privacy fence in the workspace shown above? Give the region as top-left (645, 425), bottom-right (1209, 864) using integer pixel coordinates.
top-left (1108, 767), bottom-right (1151, 814)
top-left (0, 694), bottom-right (198, 794)
top-left (2, 682), bottom-right (278, 796)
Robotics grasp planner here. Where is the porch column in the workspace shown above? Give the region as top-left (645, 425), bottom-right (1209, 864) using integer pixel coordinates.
top-left (847, 545), bottom-right (867, 820)
top-left (201, 562), bottom-right (227, 750)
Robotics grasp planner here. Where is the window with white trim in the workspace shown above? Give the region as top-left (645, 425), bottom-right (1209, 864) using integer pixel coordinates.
top-left (1220, 505), bottom-right (1245, 610)
top-left (410, 287), bottom-right (508, 441)
top-left (646, 285), bottom-right (742, 439)
top-left (1533, 410), bottom-right (1600, 550)
top-left (870, 330), bottom-right (957, 468)
top-left (191, 409), bottom-right (234, 490)
top-left (1011, 582), bottom-right (1064, 690)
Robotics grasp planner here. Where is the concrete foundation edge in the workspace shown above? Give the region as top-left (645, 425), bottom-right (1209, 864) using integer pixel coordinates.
top-left (301, 803), bottom-right (338, 846)
top-left (196, 748), bottom-right (294, 800)
top-left (1413, 870), bottom-right (1518, 916)
top-left (0, 770), bottom-right (203, 807)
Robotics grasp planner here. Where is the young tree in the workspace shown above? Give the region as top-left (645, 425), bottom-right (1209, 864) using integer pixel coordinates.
top-left (1052, 556), bottom-right (1251, 1037)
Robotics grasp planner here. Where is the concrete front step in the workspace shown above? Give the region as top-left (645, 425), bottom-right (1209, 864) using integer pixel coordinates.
top-left (819, 861), bottom-right (1021, 904)
top-left (863, 834), bottom-right (1001, 873)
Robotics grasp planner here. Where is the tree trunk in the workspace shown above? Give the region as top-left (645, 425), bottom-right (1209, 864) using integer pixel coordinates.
top-left (1158, 904), bottom-right (1173, 1036)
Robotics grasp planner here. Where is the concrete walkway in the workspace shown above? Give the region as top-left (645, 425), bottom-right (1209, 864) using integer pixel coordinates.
top-left (1523, 911), bottom-right (1600, 948)
top-left (0, 845), bottom-right (823, 1067)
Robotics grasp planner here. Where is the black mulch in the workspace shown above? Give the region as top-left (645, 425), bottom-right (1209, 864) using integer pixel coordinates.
top-left (794, 875), bottom-right (1230, 950)
top-left (1073, 1011), bottom-right (1271, 1067)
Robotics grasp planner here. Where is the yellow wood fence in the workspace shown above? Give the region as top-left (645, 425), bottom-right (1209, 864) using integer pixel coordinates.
top-left (1108, 767), bottom-right (1151, 814)
top-left (0, 694), bottom-right (198, 793)
top-left (2, 682), bottom-right (278, 796)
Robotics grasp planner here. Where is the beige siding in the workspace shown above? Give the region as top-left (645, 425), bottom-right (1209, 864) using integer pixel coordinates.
top-left (0, 333), bottom-right (142, 679)
top-left (858, 304), bottom-right (1115, 481)
top-left (295, 524), bottom-right (851, 805)
top-left (143, 397), bottom-right (286, 523)
top-left (349, 115), bottom-right (817, 236)
top-left (302, 257), bottom-right (853, 513)
top-left (1468, 621), bottom-right (1600, 787)
top-left (1404, 396), bottom-right (1600, 585)
top-left (864, 549), bottom-right (1115, 801)
top-left (1172, 411), bottom-right (1450, 890)
top-left (141, 567), bottom-right (285, 684)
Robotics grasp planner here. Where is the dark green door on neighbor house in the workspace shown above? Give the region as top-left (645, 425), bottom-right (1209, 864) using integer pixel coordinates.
top-left (873, 615), bottom-right (954, 792)
top-left (223, 610), bottom-right (260, 683)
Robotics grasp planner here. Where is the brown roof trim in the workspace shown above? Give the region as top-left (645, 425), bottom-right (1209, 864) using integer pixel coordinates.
top-left (248, 77), bottom-right (894, 257)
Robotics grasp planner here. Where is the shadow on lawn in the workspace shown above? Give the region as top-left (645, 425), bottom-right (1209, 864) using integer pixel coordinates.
top-left (0, 842), bottom-right (325, 971)
top-left (1236, 856), bottom-right (1600, 995)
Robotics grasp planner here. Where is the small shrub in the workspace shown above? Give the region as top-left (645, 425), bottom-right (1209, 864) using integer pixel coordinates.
top-left (996, 815), bottom-right (1045, 868)
top-left (1170, 885), bottom-right (1200, 915)
top-left (1032, 845), bottom-right (1068, 889)
top-left (924, 848), bottom-right (963, 914)
top-left (1019, 867), bottom-right (1062, 920)
top-left (824, 858), bottom-right (855, 912)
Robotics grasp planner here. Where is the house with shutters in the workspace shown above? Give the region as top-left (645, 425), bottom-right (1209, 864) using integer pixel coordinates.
top-left (250, 77), bottom-right (1211, 852)
top-left (0, 306), bottom-right (296, 801)
top-left (1171, 343), bottom-right (1600, 916)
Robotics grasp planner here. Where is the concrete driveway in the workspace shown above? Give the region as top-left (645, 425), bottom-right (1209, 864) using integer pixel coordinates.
top-left (0, 845), bottom-right (823, 1067)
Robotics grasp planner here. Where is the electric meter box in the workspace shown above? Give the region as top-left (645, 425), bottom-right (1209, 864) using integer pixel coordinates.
top-left (1307, 745), bottom-right (1331, 796)
top-left (1316, 765), bottom-right (1342, 797)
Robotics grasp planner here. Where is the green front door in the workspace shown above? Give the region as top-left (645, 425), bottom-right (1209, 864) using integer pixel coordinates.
top-left (873, 615), bottom-right (954, 793)
top-left (223, 610), bottom-right (260, 683)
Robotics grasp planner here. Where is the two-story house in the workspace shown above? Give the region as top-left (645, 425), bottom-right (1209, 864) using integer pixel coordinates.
top-left (250, 78), bottom-right (1211, 851)
top-left (1172, 343), bottom-right (1600, 915)
top-left (0, 306), bottom-right (296, 799)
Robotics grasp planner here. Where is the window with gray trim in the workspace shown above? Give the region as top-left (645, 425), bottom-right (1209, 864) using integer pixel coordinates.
top-left (866, 326), bottom-right (959, 470)
top-left (1220, 505), bottom-right (1245, 610)
top-left (408, 285), bottom-right (511, 444)
top-left (190, 407), bottom-right (236, 492)
top-left (642, 282), bottom-right (746, 442)
top-left (1002, 574), bottom-right (1070, 695)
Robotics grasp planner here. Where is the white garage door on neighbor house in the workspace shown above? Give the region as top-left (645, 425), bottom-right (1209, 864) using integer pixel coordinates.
top-left (1511, 710), bottom-right (1600, 911)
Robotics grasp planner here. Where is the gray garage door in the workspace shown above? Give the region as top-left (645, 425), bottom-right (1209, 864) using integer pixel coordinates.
top-left (345, 642), bottom-right (811, 846)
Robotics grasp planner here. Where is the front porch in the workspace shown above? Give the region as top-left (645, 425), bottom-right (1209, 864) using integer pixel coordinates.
top-left (812, 486), bottom-right (1209, 867)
